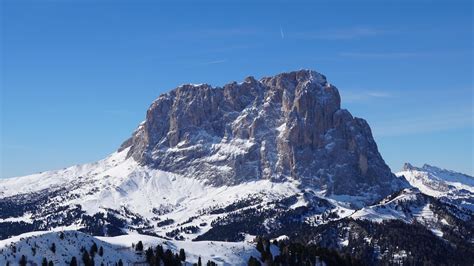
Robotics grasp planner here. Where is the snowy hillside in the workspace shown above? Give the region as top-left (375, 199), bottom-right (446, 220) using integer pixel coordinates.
top-left (0, 230), bottom-right (262, 265)
top-left (397, 163), bottom-right (474, 211)
top-left (351, 188), bottom-right (448, 238)
top-left (0, 145), bottom-right (367, 242)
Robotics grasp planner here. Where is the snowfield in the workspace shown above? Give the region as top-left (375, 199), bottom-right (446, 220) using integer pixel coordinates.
top-left (0, 148), bottom-right (303, 239)
top-left (0, 147), bottom-right (381, 242)
top-left (0, 230), bottom-right (263, 265)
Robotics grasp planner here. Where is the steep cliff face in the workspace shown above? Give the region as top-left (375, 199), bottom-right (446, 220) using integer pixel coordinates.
top-left (121, 70), bottom-right (404, 199)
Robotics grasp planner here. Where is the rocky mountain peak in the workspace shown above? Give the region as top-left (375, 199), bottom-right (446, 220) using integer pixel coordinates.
top-left (403, 162), bottom-right (416, 171)
top-left (120, 69), bottom-right (405, 203)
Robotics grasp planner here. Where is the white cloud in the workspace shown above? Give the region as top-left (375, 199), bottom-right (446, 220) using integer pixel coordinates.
top-left (342, 90), bottom-right (394, 103)
top-left (293, 26), bottom-right (388, 40)
top-left (366, 92), bottom-right (392, 98)
top-left (202, 59), bottom-right (227, 65)
top-left (169, 28), bottom-right (259, 39)
top-left (339, 52), bottom-right (423, 58)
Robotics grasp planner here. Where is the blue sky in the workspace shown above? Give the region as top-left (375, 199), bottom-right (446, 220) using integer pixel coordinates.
top-left (1, 0), bottom-right (473, 178)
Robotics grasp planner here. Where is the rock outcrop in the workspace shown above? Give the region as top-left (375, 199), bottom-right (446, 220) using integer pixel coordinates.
top-left (121, 70), bottom-right (405, 200)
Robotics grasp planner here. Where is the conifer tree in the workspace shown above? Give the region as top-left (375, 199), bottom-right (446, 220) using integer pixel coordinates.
top-left (42, 257), bottom-right (48, 266)
top-left (90, 242), bottom-right (98, 256)
top-left (179, 248), bottom-right (186, 262)
top-left (155, 244), bottom-right (164, 259)
top-left (206, 260), bottom-right (217, 266)
top-left (263, 241), bottom-right (273, 263)
top-left (145, 247), bottom-right (154, 264)
top-left (82, 250), bottom-right (92, 266)
top-left (135, 241), bottom-right (144, 252)
top-left (163, 249), bottom-right (174, 265)
top-left (19, 255), bottom-right (27, 266)
top-left (98, 246), bottom-right (104, 256)
top-left (256, 238), bottom-right (264, 254)
top-left (51, 243), bottom-right (56, 253)
top-left (248, 256), bottom-right (262, 266)
top-left (70, 256), bottom-right (78, 266)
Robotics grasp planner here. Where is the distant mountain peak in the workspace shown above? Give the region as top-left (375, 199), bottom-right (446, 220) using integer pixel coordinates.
top-left (402, 163), bottom-right (473, 179)
top-left (402, 162), bottom-right (415, 171)
top-left (397, 163), bottom-right (474, 211)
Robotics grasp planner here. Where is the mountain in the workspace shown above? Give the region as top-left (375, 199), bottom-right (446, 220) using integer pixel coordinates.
top-left (397, 163), bottom-right (474, 211)
top-left (121, 70), bottom-right (405, 202)
top-left (0, 70), bottom-right (406, 238)
top-left (0, 70), bottom-right (472, 265)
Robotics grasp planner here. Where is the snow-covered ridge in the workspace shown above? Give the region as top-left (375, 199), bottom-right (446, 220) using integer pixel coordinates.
top-left (396, 163), bottom-right (474, 211)
top-left (0, 149), bottom-right (131, 198)
top-left (402, 163), bottom-right (474, 189)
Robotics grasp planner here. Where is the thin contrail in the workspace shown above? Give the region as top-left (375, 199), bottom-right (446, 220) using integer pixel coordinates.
top-left (280, 26), bottom-right (285, 39)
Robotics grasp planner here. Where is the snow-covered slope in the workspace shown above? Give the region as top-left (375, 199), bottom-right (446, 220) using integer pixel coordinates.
top-left (0, 145), bottom-right (372, 242)
top-left (0, 147), bottom-right (305, 239)
top-left (0, 230), bottom-right (262, 265)
top-left (397, 163), bottom-right (474, 211)
top-left (350, 186), bottom-right (474, 242)
top-left (351, 188), bottom-right (446, 237)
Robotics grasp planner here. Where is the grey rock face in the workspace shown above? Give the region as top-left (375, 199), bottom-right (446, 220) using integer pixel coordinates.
top-left (121, 70), bottom-right (405, 201)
